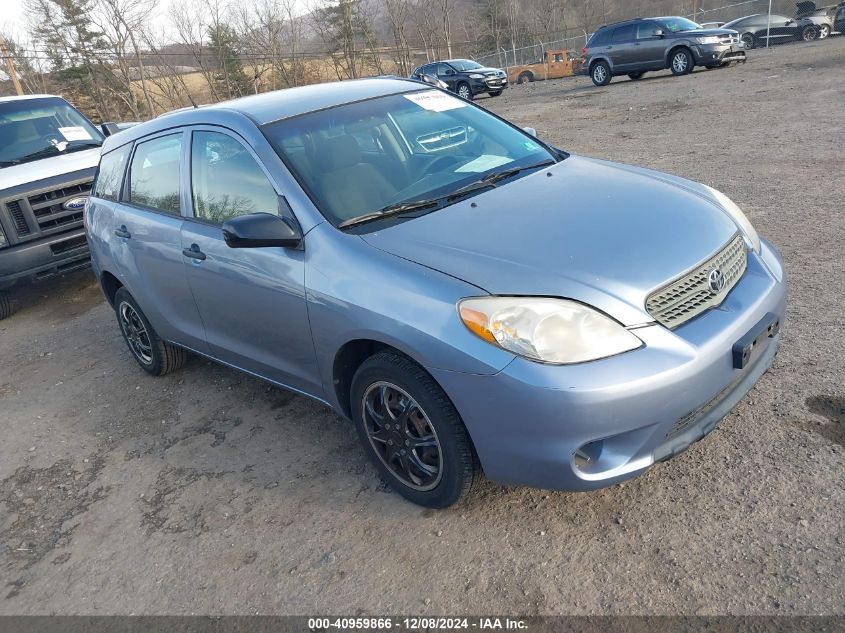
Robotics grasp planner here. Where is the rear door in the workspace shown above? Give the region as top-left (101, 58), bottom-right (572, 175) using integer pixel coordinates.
top-left (608, 23), bottom-right (637, 70)
top-left (109, 130), bottom-right (208, 352)
top-left (179, 126), bottom-right (321, 395)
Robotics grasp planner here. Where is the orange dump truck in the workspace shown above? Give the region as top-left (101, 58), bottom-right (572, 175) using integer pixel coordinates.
top-left (507, 49), bottom-right (584, 84)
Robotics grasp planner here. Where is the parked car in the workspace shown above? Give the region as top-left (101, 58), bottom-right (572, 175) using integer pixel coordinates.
top-left (410, 59), bottom-right (507, 99)
top-left (837, 2), bottom-right (845, 31)
top-left (0, 94), bottom-right (127, 320)
top-left (507, 49), bottom-right (583, 84)
top-left (795, 1), bottom-right (842, 38)
top-left (584, 16), bottom-right (746, 86)
top-left (86, 79), bottom-right (786, 508)
top-left (721, 13), bottom-right (819, 48)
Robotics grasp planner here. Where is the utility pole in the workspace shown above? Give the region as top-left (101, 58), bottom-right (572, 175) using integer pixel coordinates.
top-left (766, 0), bottom-right (773, 48)
top-left (0, 36), bottom-right (24, 95)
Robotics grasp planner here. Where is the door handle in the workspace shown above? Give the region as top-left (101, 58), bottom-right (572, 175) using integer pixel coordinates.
top-left (114, 226), bottom-right (131, 239)
top-left (182, 244), bottom-right (206, 261)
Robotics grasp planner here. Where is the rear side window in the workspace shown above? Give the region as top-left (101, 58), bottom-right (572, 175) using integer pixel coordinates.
top-left (191, 131), bottom-right (278, 224)
top-left (612, 24), bottom-right (636, 43)
top-left (92, 144), bottom-right (130, 201)
top-left (129, 133), bottom-right (182, 215)
top-left (588, 29), bottom-right (612, 46)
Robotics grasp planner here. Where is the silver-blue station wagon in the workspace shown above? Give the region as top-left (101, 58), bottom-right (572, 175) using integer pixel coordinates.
top-left (86, 78), bottom-right (786, 507)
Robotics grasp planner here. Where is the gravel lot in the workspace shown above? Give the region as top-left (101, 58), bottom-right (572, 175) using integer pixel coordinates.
top-left (1, 38), bottom-right (843, 616)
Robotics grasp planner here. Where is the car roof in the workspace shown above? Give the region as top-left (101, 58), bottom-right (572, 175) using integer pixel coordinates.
top-left (102, 77), bottom-right (425, 152)
top-left (0, 94), bottom-right (64, 104)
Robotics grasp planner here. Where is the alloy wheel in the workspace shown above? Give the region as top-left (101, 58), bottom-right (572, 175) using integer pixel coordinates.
top-left (819, 24), bottom-right (830, 38)
top-left (593, 65), bottom-right (607, 83)
top-left (672, 52), bottom-right (688, 73)
top-left (361, 381), bottom-right (443, 491)
top-left (457, 84), bottom-right (471, 99)
top-left (119, 301), bottom-right (153, 365)
top-left (741, 34), bottom-right (755, 49)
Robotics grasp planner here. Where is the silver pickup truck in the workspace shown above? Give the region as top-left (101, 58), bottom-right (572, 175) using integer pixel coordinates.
top-left (0, 95), bottom-right (117, 319)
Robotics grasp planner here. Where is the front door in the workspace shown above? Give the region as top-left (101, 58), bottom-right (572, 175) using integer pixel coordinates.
top-left (632, 21), bottom-right (666, 68)
top-left (180, 128), bottom-right (321, 396)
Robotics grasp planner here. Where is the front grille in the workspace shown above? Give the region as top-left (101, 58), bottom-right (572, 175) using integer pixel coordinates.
top-left (27, 181), bottom-right (91, 232)
top-left (50, 234), bottom-right (88, 255)
top-left (719, 34), bottom-right (740, 45)
top-left (646, 234), bottom-right (748, 329)
top-left (6, 200), bottom-right (31, 236)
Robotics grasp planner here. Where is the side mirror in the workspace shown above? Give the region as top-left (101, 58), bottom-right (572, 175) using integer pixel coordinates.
top-left (222, 213), bottom-right (302, 249)
top-left (523, 127), bottom-right (538, 138)
top-left (101, 122), bottom-right (121, 137)
top-left (785, 19), bottom-right (793, 25)
top-left (654, 28), bottom-right (665, 37)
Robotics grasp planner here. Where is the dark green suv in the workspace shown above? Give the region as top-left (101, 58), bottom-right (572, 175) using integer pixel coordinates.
top-left (584, 16), bottom-right (747, 87)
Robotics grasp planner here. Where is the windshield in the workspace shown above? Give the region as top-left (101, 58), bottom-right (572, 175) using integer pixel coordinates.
top-left (659, 17), bottom-right (703, 32)
top-left (263, 90), bottom-right (557, 228)
top-left (0, 97), bottom-right (104, 168)
top-left (449, 60), bottom-right (483, 72)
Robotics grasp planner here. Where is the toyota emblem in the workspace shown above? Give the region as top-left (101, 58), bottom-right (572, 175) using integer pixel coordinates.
top-left (708, 268), bottom-right (726, 295)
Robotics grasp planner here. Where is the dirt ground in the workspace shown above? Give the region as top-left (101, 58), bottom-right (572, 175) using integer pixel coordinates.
top-left (1, 38), bottom-right (844, 616)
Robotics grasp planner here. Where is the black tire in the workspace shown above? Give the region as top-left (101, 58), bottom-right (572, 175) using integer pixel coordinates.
top-left (818, 24), bottom-right (830, 39)
top-left (350, 350), bottom-right (479, 508)
top-left (113, 287), bottom-right (187, 376)
top-left (799, 25), bottom-right (818, 41)
top-left (590, 61), bottom-right (611, 86)
top-left (517, 71), bottom-right (534, 84)
top-left (741, 33), bottom-right (756, 49)
top-left (627, 71), bottom-right (645, 80)
top-left (0, 291), bottom-right (12, 320)
top-left (669, 48), bottom-right (694, 75)
top-left (488, 90), bottom-right (503, 97)
top-left (455, 82), bottom-right (473, 100)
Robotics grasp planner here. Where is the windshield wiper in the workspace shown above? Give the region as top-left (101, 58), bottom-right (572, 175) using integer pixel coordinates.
top-left (338, 198), bottom-right (441, 229)
top-left (14, 140), bottom-right (103, 165)
top-left (338, 160), bottom-right (556, 229)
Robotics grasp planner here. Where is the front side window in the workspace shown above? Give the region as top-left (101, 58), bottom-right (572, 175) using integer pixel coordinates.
top-left (659, 17), bottom-right (703, 32)
top-left (191, 131), bottom-right (278, 224)
top-left (129, 133), bottom-right (182, 215)
top-left (263, 90), bottom-right (557, 228)
top-left (93, 144), bottom-right (131, 201)
top-left (0, 97), bottom-right (104, 168)
top-left (636, 21), bottom-right (662, 39)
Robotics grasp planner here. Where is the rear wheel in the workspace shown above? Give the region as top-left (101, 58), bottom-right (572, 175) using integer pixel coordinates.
top-left (590, 61), bottom-right (611, 86)
top-left (670, 48), bottom-right (693, 75)
top-left (350, 350), bottom-right (479, 508)
top-left (627, 71), bottom-right (645, 80)
top-left (818, 24), bottom-right (830, 38)
top-left (741, 33), bottom-right (756, 49)
top-left (456, 82), bottom-right (473, 100)
top-left (0, 291), bottom-right (12, 320)
top-left (114, 287), bottom-right (187, 376)
top-left (517, 71), bottom-right (534, 84)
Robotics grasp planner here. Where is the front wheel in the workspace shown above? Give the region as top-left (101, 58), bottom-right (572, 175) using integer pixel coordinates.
top-left (741, 33), bottom-right (756, 49)
top-left (350, 351), bottom-right (479, 508)
top-left (114, 287), bottom-right (187, 376)
top-left (0, 291), bottom-right (12, 320)
top-left (456, 82), bottom-right (473, 100)
top-left (590, 61), bottom-right (611, 86)
top-left (670, 48), bottom-right (693, 75)
top-left (799, 25), bottom-right (818, 41)
top-left (818, 24), bottom-right (830, 39)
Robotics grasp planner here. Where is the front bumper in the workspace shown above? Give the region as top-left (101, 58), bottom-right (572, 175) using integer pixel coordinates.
top-left (430, 240), bottom-right (786, 491)
top-left (471, 76), bottom-right (508, 94)
top-left (692, 42), bottom-right (747, 65)
top-left (0, 228), bottom-right (90, 290)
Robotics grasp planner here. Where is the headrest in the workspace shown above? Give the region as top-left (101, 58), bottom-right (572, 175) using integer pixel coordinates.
top-left (316, 134), bottom-right (361, 172)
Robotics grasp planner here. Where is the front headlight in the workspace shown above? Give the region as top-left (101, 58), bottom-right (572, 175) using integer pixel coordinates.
top-left (0, 224), bottom-right (8, 249)
top-left (459, 297), bottom-right (642, 364)
top-left (704, 185), bottom-right (761, 253)
top-left (468, 73), bottom-right (485, 79)
top-left (697, 36), bottom-right (721, 44)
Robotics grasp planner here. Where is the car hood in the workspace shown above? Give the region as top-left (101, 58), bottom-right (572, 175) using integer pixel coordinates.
top-left (361, 155), bottom-right (741, 326)
top-left (0, 147), bottom-right (101, 191)
top-left (473, 67), bottom-right (506, 76)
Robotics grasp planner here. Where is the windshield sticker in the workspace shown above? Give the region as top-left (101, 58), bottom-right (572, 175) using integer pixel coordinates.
top-left (455, 155), bottom-right (513, 173)
top-left (523, 141), bottom-right (540, 151)
top-left (404, 90), bottom-right (467, 112)
top-left (58, 126), bottom-right (93, 142)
